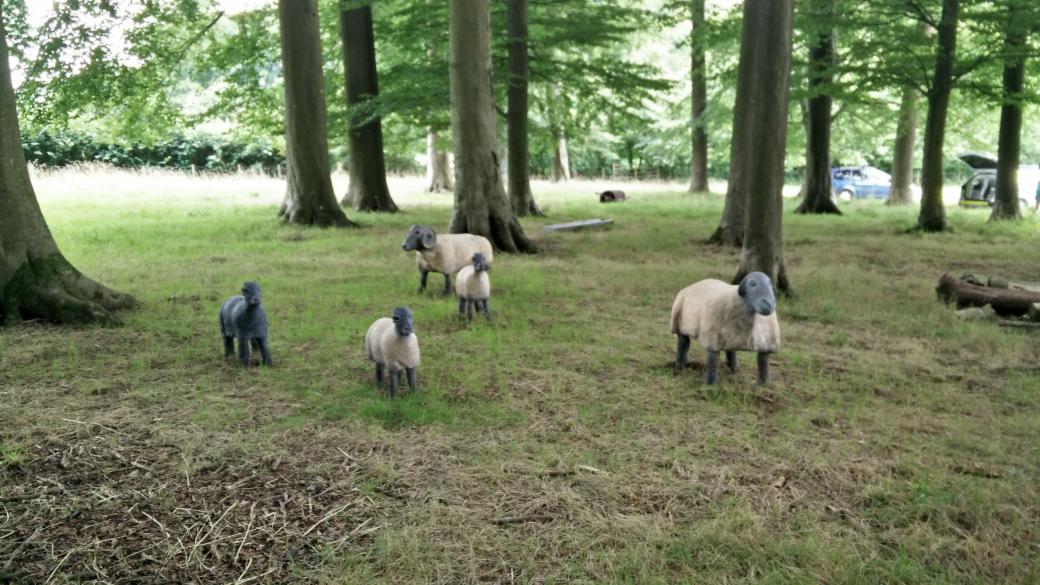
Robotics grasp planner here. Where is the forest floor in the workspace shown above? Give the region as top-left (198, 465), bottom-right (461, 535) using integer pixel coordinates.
top-left (2, 167), bottom-right (1038, 584)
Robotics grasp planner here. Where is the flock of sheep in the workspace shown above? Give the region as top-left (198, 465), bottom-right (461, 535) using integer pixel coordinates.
top-left (218, 224), bottom-right (781, 397)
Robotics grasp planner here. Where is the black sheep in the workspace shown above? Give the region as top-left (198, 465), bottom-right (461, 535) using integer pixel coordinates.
top-left (218, 281), bottom-right (272, 366)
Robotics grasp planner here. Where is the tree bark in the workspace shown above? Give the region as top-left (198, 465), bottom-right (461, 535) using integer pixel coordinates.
top-left (795, 0), bottom-right (841, 216)
top-left (886, 85), bottom-right (918, 205)
top-left (688, 0), bottom-right (709, 193)
top-left (917, 0), bottom-right (959, 232)
top-left (506, 0), bottom-right (542, 216)
top-left (990, 1), bottom-right (1026, 221)
top-left (426, 128), bottom-right (453, 192)
top-left (448, 0), bottom-right (535, 253)
top-left (339, 3), bottom-right (397, 212)
top-left (731, 0), bottom-right (795, 294)
top-left (277, 0), bottom-right (355, 227)
top-left (551, 128), bottom-right (571, 182)
top-left (0, 11), bottom-right (135, 325)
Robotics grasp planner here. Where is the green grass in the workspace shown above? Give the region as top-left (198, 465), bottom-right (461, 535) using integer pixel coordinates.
top-left (2, 169), bottom-right (1039, 583)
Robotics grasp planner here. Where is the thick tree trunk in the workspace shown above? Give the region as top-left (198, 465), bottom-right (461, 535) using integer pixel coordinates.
top-left (339, 4), bottom-right (397, 212)
top-left (551, 128), bottom-right (571, 182)
top-left (795, 0), bottom-right (841, 216)
top-left (448, 0), bottom-right (535, 253)
top-left (426, 129), bottom-right (453, 192)
top-left (917, 0), bottom-right (959, 232)
top-left (0, 12), bottom-right (134, 325)
top-left (990, 2), bottom-right (1026, 221)
top-left (731, 0), bottom-right (795, 294)
top-left (277, 0), bottom-right (355, 227)
top-left (688, 0), bottom-right (709, 193)
top-left (506, 0), bottom-right (542, 217)
top-left (887, 86), bottom-right (918, 205)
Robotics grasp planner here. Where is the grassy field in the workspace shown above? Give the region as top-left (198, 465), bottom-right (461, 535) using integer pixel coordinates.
top-left (2, 167), bottom-right (1039, 584)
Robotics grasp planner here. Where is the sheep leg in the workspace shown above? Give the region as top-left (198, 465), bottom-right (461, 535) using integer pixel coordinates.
top-left (442, 273), bottom-right (452, 296)
top-left (466, 299), bottom-right (474, 321)
top-left (375, 363), bottom-right (385, 388)
top-left (458, 296), bottom-right (466, 315)
top-left (223, 336), bottom-right (235, 358)
top-left (705, 351), bottom-right (719, 385)
top-left (674, 334), bottom-right (691, 373)
top-left (388, 369), bottom-right (399, 398)
top-left (237, 336), bottom-right (251, 366)
top-left (726, 351), bottom-right (738, 371)
top-left (482, 299), bottom-right (491, 321)
top-left (418, 270), bottom-right (429, 293)
top-left (757, 352), bottom-right (770, 385)
top-left (259, 337), bottom-right (273, 366)
top-left (407, 368), bottom-right (419, 393)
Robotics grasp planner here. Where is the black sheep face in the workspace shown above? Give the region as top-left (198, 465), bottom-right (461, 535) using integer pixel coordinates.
top-left (392, 306), bottom-right (414, 336)
top-left (737, 272), bottom-right (776, 316)
top-left (471, 252), bottom-right (489, 272)
top-left (242, 281), bottom-right (262, 306)
top-left (402, 225), bottom-right (437, 252)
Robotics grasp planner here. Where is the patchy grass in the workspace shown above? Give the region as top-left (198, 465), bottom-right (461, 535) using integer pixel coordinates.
top-left (1, 168), bottom-right (1039, 584)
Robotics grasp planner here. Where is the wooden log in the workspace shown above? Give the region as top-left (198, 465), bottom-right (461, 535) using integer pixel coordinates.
top-left (1029, 303), bottom-right (1040, 323)
top-left (936, 274), bottom-right (1040, 316)
top-left (542, 218), bottom-right (613, 233)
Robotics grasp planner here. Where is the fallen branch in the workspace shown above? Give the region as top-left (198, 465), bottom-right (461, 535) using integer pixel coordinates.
top-left (493, 514), bottom-right (556, 525)
top-left (0, 526), bottom-right (41, 572)
top-left (936, 274), bottom-right (1040, 316)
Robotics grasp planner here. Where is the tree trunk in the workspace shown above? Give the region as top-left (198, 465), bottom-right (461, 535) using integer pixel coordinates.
top-left (0, 12), bottom-right (135, 325)
top-left (426, 128), bottom-right (453, 192)
top-left (990, 2), bottom-right (1026, 221)
top-left (448, 0), bottom-right (535, 253)
top-left (887, 85), bottom-right (918, 205)
top-left (551, 128), bottom-right (571, 182)
top-left (917, 0), bottom-right (959, 232)
top-left (277, 0), bottom-right (355, 227)
top-left (506, 0), bottom-right (542, 216)
top-left (731, 0), bottom-right (795, 294)
top-left (688, 0), bottom-right (709, 193)
top-left (795, 0), bottom-right (841, 216)
top-left (339, 4), bottom-right (397, 212)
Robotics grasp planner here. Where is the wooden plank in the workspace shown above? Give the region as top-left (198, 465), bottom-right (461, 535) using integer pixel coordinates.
top-left (542, 218), bottom-right (614, 233)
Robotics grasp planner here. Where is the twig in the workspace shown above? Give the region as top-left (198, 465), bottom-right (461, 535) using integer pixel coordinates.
top-left (234, 502), bottom-right (257, 564)
top-left (46, 549), bottom-right (74, 584)
top-left (998, 321), bottom-right (1040, 329)
top-left (61, 418), bottom-right (121, 434)
top-left (1, 526), bottom-right (41, 572)
top-left (140, 509), bottom-right (170, 539)
top-left (577, 464), bottom-right (606, 475)
top-left (493, 514), bottom-right (556, 525)
top-left (232, 557), bottom-right (253, 585)
top-left (302, 502), bottom-right (353, 537)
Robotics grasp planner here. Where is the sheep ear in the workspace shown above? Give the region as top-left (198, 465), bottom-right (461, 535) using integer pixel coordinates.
top-left (421, 230), bottom-right (436, 248)
top-left (737, 279), bottom-right (747, 298)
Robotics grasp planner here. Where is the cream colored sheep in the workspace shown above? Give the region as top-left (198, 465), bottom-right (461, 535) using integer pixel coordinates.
top-left (455, 253), bottom-right (491, 321)
top-left (364, 307), bottom-right (420, 397)
top-left (402, 225), bottom-right (493, 294)
top-left (670, 272), bottom-right (780, 384)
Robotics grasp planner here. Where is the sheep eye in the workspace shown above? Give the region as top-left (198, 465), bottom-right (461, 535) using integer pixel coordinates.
top-left (393, 316), bottom-right (400, 322)
top-left (750, 282), bottom-right (756, 287)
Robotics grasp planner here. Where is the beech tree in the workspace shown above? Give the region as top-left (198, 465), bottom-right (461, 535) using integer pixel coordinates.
top-left (0, 7), bottom-right (134, 325)
top-left (339, 1), bottom-right (397, 212)
top-left (917, 0), bottom-right (959, 232)
top-left (448, 0), bottom-right (534, 253)
top-left (277, 0), bottom-right (355, 227)
top-left (990, 0), bottom-right (1030, 221)
top-left (729, 0), bottom-right (795, 293)
top-left (688, 0), bottom-right (708, 193)
top-left (507, 0), bottom-right (541, 216)
top-left (886, 86), bottom-right (919, 205)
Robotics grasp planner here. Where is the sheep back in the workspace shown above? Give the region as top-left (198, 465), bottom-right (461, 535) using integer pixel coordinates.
top-left (670, 279), bottom-right (780, 353)
top-left (420, 234), bottom-right (493, 274)
top-left (455, 265), bottom-right (491, 300)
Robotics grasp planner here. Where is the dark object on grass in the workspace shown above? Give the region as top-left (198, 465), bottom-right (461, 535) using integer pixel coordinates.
top-left (671, 272), bottom-right (780, 385)
top-left (936, 273), bottom-right (1040, 317)
top-left (542, 218), bottom-right (614, 233)
top-left (598, 189), bottom-right (627, 203)
top-left (364, 307), bottom-right (420, 398)
top-left (219, 281), bottom-right (272, 366)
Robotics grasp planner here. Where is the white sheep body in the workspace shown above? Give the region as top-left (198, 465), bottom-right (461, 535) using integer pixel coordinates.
top-left (419, 234), bottom-right (494, 275)
top-left (670, 279), bottom-right (780, 352)
top-left (364, 318), bottom-right (421, 371)
top-left (455, 265), bottom-right (490, 301)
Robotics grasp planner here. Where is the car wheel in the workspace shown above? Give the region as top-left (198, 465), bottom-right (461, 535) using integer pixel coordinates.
top-left (838, 189), bottom-right (853, 203)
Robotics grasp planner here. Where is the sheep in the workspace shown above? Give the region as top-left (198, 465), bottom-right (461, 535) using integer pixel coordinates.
top-left (364, 306), bottom-right (420, 397)
top-left (670, 272), bottom-right (780, 385)
top-left (455, 252), bottom-right (491, 321)
top-left (402, 225), bottom-right (493, 295)
top-left (219, 281), bottom-right (272, 366)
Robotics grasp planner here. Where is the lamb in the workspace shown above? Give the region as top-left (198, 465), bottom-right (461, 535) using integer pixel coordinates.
top-left (670, 272), bottom-right (780, 385)
top-left (364, 306), bottom-right (420, 397)
top-left (402, 225), bottom-right (493, 295)
top-left (455, 252), bottom-right (491, 321)
top-left (219, 281), bottom-right (272, 366)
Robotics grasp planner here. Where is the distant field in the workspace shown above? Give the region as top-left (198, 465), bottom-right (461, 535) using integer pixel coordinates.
top-left (1, 167), bottom-right (1038, 584)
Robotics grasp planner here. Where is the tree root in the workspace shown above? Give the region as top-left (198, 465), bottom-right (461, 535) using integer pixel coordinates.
top-left (1, 254), bottom-right (136, 326)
